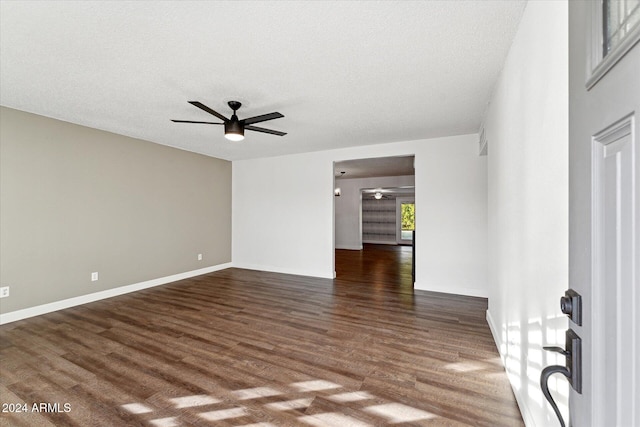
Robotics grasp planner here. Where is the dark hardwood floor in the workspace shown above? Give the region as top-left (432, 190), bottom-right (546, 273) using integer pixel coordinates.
top-left (0, 245), bottom-right (522, 426)
top-left (335, 244), bottom-right (414, 292)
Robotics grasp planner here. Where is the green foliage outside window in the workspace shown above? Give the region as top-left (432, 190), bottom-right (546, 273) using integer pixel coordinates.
top-left (401, 203), bottom-right (415, 230)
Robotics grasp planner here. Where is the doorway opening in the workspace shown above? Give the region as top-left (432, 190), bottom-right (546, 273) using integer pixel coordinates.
top-left (333, 155), bottom-right (415, 290)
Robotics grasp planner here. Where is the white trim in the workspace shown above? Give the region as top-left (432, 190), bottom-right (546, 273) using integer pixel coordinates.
top-left (232, 263), bottom-right (335, 280)
top-left (335, 244), bottom-right (363, 250)
top-left (486, 310), bottom-right (501, 352)
top-left (486, 310), bottom-right (537, 427)
top-left (0, 263), bottom-right (233, 325)
top-left (586, 0), bottom-right (640, 89)
top-left (413, 281), bottom-right (487, 298)
top-left (361, 240), bottom-right (397, 245)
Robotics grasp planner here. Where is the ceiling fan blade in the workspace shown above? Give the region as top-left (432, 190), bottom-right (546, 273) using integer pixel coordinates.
top-left (242, 112), bottom-right (284, 125)
top-left (171, 120), bottom-right (223, 124)
top-left (245, 125), bottom-right (287, 136)
top-left (188, 101), bottom-right (229, 122)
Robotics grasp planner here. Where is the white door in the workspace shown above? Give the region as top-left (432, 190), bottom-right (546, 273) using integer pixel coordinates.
top-left (569, 2), bottom-right (640, 426)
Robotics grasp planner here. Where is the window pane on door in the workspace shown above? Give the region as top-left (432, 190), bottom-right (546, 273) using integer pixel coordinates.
top-left (604, 0), bottom-right (640, 56)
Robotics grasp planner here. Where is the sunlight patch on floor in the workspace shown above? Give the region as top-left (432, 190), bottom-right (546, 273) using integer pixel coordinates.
top-left (364, 403), bottom-right (435, 423)
top-left (198, 407), bottom-right (248, 421)
top-left (148, 416), bottom-right (179, 427)
top-left (168, 394), bottom-right (220, 408)
top-left (121, 402), bottom-right (153, 414)
top-left (120, 378), bottom-right (440, 425)
top-left (327, 391), bottom-right (374, 402)
top-left (232, 386), bottom-right (282, 400)
top-left (264, 398), bottom-right (313, 411)
top-left (235, 423), bottom-right (278, 427)
top-left (298, 412), bottom-right (372, 427)
top-left (291, 380), bottom-right (342, 392)
top-left (445, 361), bottom-right (484, 372)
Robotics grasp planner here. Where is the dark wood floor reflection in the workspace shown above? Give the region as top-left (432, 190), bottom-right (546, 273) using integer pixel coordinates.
top-left (0, 247), bottom-right (522, 426)
top-left (335, 244), bottom-right (414, 292)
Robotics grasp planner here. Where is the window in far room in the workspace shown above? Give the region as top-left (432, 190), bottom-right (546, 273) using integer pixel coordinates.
top-left (396, 197), bottom-right (415, 245)
top-left (400, 202), bottom-right (415, 241)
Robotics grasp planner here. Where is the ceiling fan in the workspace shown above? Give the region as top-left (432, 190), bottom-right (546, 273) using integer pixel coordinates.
top-left (363, 189), bottom-right (394, 200)
top-left (371, 192), bottom-right (392, 200)
top-left (172, 101), bottom-right (286, 141)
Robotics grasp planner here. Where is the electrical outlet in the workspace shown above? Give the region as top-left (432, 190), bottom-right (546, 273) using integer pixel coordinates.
top-left (91, 272), bottom-right (99, 282)
top-left (197, 254), bottom-right (203, 261)
top-left (0, 286), bottom-right (9, 298)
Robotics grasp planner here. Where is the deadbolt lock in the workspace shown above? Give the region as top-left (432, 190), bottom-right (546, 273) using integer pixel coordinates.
top-left (560, 288), bottom-right (582, 326)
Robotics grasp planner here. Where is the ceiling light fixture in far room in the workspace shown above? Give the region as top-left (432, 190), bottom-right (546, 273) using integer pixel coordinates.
top-left (374, 192), bottom-right (383, 200)
top-left (334, 171), bottom-right (346, 196)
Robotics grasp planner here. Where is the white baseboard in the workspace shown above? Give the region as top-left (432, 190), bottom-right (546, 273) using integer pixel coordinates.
top-left (486, 309), bottom-right (536, 427)
top-left (335, 244), bottom-right (363, 250)
top-left (485, 309), bottom-right (501, 352)
top-left (0, 263), bottom-right (233, 325)
top-left (413, 281), bottom-right (488, 298)
top-left (362, 240), bottom-right (397, 245)
top-left (233, 263), bottom-right (334, 280)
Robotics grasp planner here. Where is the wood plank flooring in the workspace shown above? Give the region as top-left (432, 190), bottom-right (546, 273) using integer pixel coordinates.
top-left (1, 245), bottom-right (522, 426)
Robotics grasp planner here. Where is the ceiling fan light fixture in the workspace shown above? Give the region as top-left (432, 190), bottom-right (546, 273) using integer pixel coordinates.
top-left (173, 100), bottom-right (285, 141)
top-left (374, 192), bottom-right (383, 200)
top-left (224, 121), bottom-right (244, 141)
top-left (225, 132), bottom-right (244, 142)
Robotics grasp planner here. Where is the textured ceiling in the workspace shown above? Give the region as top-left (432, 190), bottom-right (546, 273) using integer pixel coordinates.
top-left (0, 1), bottom-right (526, 161)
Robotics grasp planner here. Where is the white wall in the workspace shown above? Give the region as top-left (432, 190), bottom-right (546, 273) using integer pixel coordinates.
top-left (233, 133), bottom-right (488, 297)
top-left (232, 150), bottom-right (334, 278)
top-left (334, 175), bottom-right (415, 250)
top-left (484, 2), bottom-right (569, 426)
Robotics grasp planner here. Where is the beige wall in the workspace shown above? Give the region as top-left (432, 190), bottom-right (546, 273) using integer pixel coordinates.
top-left (0, 106), bottom-right (231, 314)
